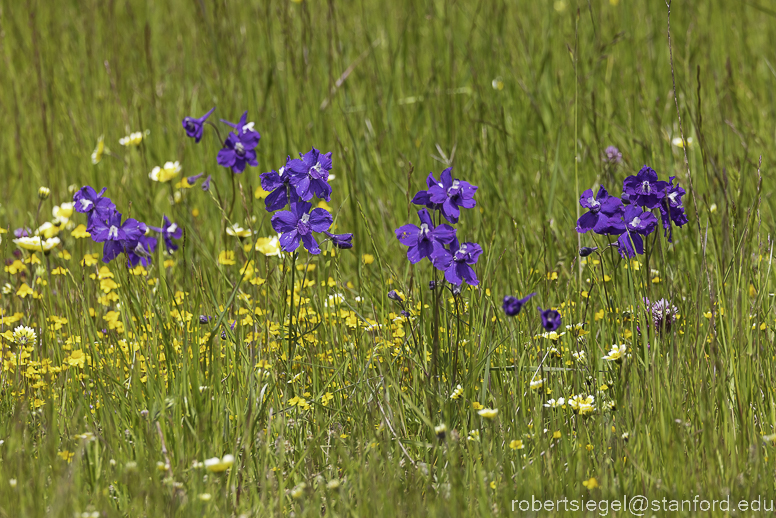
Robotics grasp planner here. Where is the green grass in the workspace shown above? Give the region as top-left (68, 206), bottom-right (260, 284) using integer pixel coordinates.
top-left (1, 0), bottom-right (776, 515)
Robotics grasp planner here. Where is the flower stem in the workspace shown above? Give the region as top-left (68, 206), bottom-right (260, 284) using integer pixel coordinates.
top-left (287, 251), bottom-right (297, 384)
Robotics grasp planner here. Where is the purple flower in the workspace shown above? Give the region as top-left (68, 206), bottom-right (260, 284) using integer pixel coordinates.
top-left (394, 208), bottom-right (456, 264)
top-left (13, 227), bottom-right (32, 238)
top-left (426, 168), bottom-right (477, 224)
top-left (538, 307), bottom-right (562, 332)
top-left (411, 172), bottom-right (444, 212)
top-left (201, 175), bottom-right (212, 192)
top-left (89, 212), bottom-right (147, 263)
top-left (622, 166), bottom-right (668, 209)
top-left (615, 232), bottom-right (644, 258)
top-left (182, 107), bottom-right (215, 143)
top-left (286, 148), bottom-right (333, 202)
top-left (502, 293), bottom-right (536, 317)
top-left (271, 201), bottom-right (333, 255)
top-left (603, 146), bottom-right (622, 164)
top-left (260, 158), bottom-right (293, 212)
top-left (576, 186), bottom-right (625, 234)
top-left (217, 111), bottom-right (260, 174)
top-left (127, 234), bottom-right (157, 268)
top-left (148, 215), bottom-right (182, 252)
top-left (199, 315), bottom-right (212, 325)
top-left (623, 205), bottom-right (657, 236)
top-left (187, 172), bottom-right (205, 186)
top-left (659, 177), bottom-right (688, 242)
top-left (430, 238), bottom-right (482, 286)
top-left (324, 231), bottom-right (353, 249)
top-left (73, 186), bottom-right (116, 229)
top-left (644, 297), bottom-right (679, 333)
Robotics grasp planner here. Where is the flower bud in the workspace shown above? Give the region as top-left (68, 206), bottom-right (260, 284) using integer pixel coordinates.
top-left (38, 187), bottom-right (50, 200)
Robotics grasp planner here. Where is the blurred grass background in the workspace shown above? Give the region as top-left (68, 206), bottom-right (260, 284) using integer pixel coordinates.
top-left (1, 0), bottom-right (776, 516)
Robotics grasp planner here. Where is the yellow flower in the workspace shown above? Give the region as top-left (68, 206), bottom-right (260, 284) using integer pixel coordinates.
top-left (362, 254), bottom-right (375, 265)
top-left (317, 200), bottom-right (332, 212)
top-left (91, 135), bottom-right (105, 164)
top-left (582, 477), bottom-right (599, 490)
top-left (57, 450), bottom-right (75, 463)
top-left (38, 187), bottom-right (50, 200)
top-left (477, 408), bottom-right (498, 419)
top-left (119, 131), bottom-right (146, 147)
top-left (471, 401), bottom-right (483, 410)
top-left (255, 236), bottom-right (282, 257)
top-left (450, 384), bottom-right (464, 400)
top-left (320, 392), bottom-right (335, 406)
top-left (51, 267), bottom-right (68, 275)
top-left (67, 350), bottom-right (86, 368)
top-left (72, 224), bottom-right (91, 239)
top-left (226, 224), bottom-right (252, 238)
top-left (5, 260), bottom-right (26, 274)
top-left (254, 185), bottom-right (269, 199)
top-left (218, 251), bottom-right (236, 265)
top-left (203, 454), bottom-right (234, 473)
top-left (671, 136), bottom-right (693, 148)
top-left (149, 161), bottom-right (182, 182)
top-left (52, 203), bottom-right (74, 221)
top-left (81, 253), bottom-right (99, 267)
top-left (14, 236), bottom-right (60, 253)
top-left (509, 439), bottom-right (524, 450)
top-left (16, 283), bottom-right (35, 299)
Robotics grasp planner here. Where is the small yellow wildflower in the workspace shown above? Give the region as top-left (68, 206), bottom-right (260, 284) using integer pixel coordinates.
top-left (91, 135), bottom-right (105, 164)
top-left (149, 161), bottom-right (182, 182)
top-left (218, 251), bottom-right (236, 265)
top-left (509, 439), bottom-right (524, 450)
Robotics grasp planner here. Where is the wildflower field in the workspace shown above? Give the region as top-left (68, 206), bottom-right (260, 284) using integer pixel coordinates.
top-left (1, 0), bottom-right (775, 516)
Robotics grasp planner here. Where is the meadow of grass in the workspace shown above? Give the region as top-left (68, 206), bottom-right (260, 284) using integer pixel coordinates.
top-left (0, 0), bottom-right (775, 515)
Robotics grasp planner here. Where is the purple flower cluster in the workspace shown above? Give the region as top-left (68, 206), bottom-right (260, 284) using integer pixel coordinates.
top-left (502, 293), bottom-right (563, 333)
top-left (182, 107), bottom-right (261, 178)
top-left (396, 168), bottom-right (481, 286)
top-left (643, 297), bottom-right (678, 333)
top-left (258, 149), bottom-right (352, 255)
top-left (576, 166), bottom-right (688, 257)
top-left (73, 187), bottom-right (182, 266)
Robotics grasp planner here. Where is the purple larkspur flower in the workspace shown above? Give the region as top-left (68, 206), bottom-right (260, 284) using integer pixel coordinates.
top-left (538, 307), bottom-right (562, 332)
top-left (286, 148), bottom-right (333, 202)
top-left (217, 111), bottom-right (260, 174)
top-left (659, 176), bottom-right (688, 242)
top-left (603, 146), bottom-right (622, 164)
top-left (89, 211), bottom-right (147, 263)
top-left (182, 107), bottom-right (215, 143)
top-left (72, 186), bottom-right (116, 229)
top-left (430, 237), bottom-right (482, 286)
top-left (622, 166), bottom-right (668, 209)
top-left (271, 200), bottom-right (333, 255)
top-left (260, 158), bottom-right (293, 212)
top-left (425, 168), bottom-right (477, 224)
top-left (199, 315), bottom-right (212, 325)
top-left (503, 292), bottom-right (536, 317)
top-left (201, 175), bottom-right (212, 192)
top-left (127, 234), bottom-right (157, 268)
top-left (622, 205), bottom-right (657, 236)
top-left (394, 208), bottom-right (456, 264)
top-left (411, 172), bottom-right (444, 212)
top-left (324, 230), bottom-right (353, 249)
top-left (615, 232), bottom-right (644, 258)
top-left (148, 215), bottom-right (182, 252)
top-left (187, 172), bottom-right (205, 186)
top-left (576, 186), bottom-right (625, 234)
